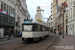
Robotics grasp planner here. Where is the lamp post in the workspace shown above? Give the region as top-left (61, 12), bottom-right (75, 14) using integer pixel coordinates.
top-left (61, 3), bottom-right (65, 38)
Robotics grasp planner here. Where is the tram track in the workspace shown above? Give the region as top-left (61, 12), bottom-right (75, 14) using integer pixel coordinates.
top-left (46, 36), bottom-right (60, 50)
top-left (0, 34), bottom-right (60, 50)
top-left (46, 36), bottom-right (57, 50)
top-left (14, 43), bottom-right (30, 50)
top-left (34, 36), bottom-right (60, 50)
top-left (0, 38), bottom-right (21, 46)
top-left (0, 41), bottom-right (31, 50)
top-left (34, 36), bottom-right (55, 50)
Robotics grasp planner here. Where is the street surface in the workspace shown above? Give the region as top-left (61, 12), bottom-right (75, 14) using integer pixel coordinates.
top-left (0, 34), bottom-right (60, 50)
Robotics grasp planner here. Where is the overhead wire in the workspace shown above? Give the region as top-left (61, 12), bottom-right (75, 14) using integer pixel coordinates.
top-left (31, 0), bottom-right (37, 6)
top-left (30, 0), bottom-right (53, 21)
top-left (30, 0), bottom-right (53, 8)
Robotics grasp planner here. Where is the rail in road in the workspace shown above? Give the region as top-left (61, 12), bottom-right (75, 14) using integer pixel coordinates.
top-left (0, 38), bottom-right (21, 46)
top-left (0, 34), bottom-right (60, 50)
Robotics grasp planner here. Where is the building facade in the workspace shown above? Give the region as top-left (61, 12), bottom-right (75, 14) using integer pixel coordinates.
top-left (56, 8), bottom-right (68, 35)
top-left (55, 0), bottom-right (68, 35)
top-left (0, 0), bottom-right (15, 35)
top-left (67, 0), bottom-right (75, 37)
top-left (15, 0), bottom-right (30, 32)
top-left (0, 0), bottom-right (30, 35)
top-left (47, 16), bottom-right (53, 32)
top-left (51, 0), bottom-right (65, 33)
top-left (35, 6), bottom-right (42, 21)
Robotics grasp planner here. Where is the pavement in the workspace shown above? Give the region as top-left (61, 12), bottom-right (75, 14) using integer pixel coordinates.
top-left (0, 35), bottom-right (19, 42)
top-left (55, 35), bottom-right (75, 50)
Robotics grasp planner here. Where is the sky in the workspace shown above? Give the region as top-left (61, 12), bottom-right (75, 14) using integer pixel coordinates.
top-left (26, 0), bottom-right (52, 22)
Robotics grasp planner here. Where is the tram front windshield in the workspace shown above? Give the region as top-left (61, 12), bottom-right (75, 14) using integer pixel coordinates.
top-left (23, 25), bottom-right (33, 31)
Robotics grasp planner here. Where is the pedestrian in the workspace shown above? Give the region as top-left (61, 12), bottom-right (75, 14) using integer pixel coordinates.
top-left (54, 31), bottom-right (56, 34)
top-left (54, 29), bottom-right (56, 34)
top-left (8, 29), bottom-right (11, 40)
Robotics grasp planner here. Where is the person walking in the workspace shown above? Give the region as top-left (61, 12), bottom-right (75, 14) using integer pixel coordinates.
top-left (54, 29), bottom-right (56, 34)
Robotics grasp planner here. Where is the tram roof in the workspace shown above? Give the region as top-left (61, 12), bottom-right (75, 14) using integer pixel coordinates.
top-left (22, 21), bottom-right (48, 27)
top-left (32, 21), bottom-right (48, 27)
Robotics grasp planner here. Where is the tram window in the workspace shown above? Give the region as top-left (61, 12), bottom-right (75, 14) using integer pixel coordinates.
top-left (32, 25), bottom-right (35, 31)
top-left (40, 25), bottom-right (42, 31)
top-left (35, 24), bottom-right (38, 31)
top-left (35, 24), bottom-right (40, 31)
top-left (23, 25), bottom-right (33, 31)
top-left (47, 27), bottom-right (49, 31)
top-left (38, 25), bottom-right (40, 31)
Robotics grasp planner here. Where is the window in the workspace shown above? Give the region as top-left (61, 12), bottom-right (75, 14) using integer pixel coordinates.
top-left (51, 18), bottom-right (52, 20)
top-left (73, 7), bottom-right (75, 19)
top-left (71, 8), bottom-right (72, 20)
top-left (1, 2), bottom-right (3, 9)
top-left (12, 0), bottom-right (14, 4)
top-left (23, 25), bottom-right (33, 31)
top-left (40, 25), bottom-right (43, 31)
top-left (13, 8), bottom-right (14, 14)
top-left (35, 24), bottom-right (40, 31)
top-left (7, 5), bottom-right (8, 12)
top-left (9, 6), bottom-right (10, 13)
top-left (11, 7), bottom-right (12, 14)
top-left (35, 24), bottom-right (38, 31)
top-left (4, 3), bottom-right (6, 11)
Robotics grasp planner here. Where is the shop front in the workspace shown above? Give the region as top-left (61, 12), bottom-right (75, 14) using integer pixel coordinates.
top-left (0, 13), bottom-right (15, 36)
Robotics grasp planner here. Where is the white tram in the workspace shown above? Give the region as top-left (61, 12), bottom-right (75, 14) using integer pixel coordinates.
top-left (22, 21), bottom-right (49, 42)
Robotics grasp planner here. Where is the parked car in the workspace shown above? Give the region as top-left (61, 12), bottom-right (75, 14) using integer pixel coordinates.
top-left (16, 31), bottom-right (22, 37)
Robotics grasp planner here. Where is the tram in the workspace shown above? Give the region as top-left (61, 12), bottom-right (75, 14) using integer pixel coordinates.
top-left (22, 20), bottom-right (49, 42)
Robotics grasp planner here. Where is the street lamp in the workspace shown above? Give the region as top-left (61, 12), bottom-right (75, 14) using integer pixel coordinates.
top-left (61, 3), bottom-right (66, 38)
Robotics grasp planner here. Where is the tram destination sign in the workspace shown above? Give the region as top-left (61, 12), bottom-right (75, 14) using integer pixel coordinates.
top-left (24, 21), bottom-right (32, 23)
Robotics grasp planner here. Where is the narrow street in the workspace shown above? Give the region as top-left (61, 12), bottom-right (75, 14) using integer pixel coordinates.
top-left (0, 34), bottom-right (60, 50)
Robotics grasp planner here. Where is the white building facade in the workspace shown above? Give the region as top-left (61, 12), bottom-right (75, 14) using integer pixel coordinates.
top-left (67, 0), bottom-right (75, 36)
top-left (15, 0), bottom-right (30, 31)
top-left (0, 0), bottom-right (15, 35)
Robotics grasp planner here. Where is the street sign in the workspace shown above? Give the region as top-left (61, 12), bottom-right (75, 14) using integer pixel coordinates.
top-left (61, 27), bottom-right (63, 29)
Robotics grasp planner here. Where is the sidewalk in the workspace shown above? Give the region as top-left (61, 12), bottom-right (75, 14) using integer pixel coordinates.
top-left (0, 35), bottom-right (19, 42)
top-left (55, 35), bottom-right (75, 50)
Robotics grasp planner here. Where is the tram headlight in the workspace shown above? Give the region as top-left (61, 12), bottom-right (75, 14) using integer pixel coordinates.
top-left (26, 34), bottom-right (28, 36)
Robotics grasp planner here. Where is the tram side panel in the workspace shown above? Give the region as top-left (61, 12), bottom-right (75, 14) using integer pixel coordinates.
top-left (22, 31), bottom-right (48, 39)
top-left (22, 32), bottom-right (33, 38)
